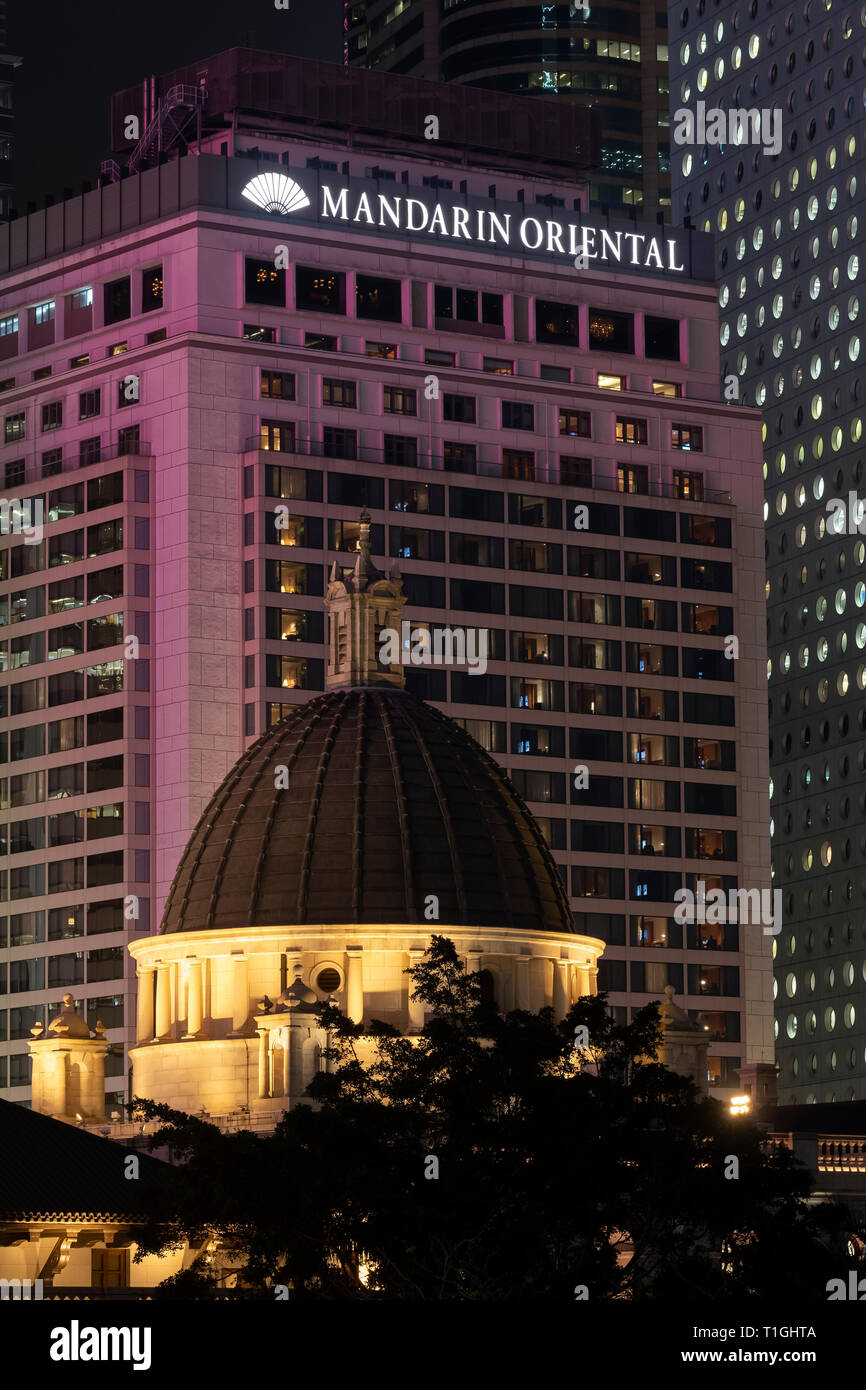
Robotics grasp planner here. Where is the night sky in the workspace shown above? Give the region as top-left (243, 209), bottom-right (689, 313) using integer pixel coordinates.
top-left (8, 0), bottom-right (343, 211)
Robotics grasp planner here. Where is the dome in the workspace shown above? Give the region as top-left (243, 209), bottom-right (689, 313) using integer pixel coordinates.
top-left (161, 687), bottom-right (575, 936)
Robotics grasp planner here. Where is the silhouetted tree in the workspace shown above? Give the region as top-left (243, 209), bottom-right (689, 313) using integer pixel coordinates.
top-left (132, 936), bottom-right (854, 1300)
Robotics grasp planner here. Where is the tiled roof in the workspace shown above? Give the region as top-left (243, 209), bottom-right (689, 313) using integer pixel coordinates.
top-left (0, 1099), bottom-right (172, 1223)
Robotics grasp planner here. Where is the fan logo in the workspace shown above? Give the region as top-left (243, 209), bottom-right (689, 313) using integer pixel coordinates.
top-left (241, 173), bottom-right (311, 216)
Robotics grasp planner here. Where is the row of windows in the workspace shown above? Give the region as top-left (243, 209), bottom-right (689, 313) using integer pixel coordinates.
top-left (244, 260), bottom-right (682, 359)
top-left (0, 848), bottom-right (145, 903)
top-left (1, 661), bottom-right (130, 716)
top-left (2, 427), bottom-right (143, 488)
top-left (1, 804), bottom-right (125, 853)
top-left (0, 613), bottom-right (123, 669)
top-left (256, 421), bottom-right (709, 490)
top-left (0, 898), bottom-right (138, 947)
top-left (1, 522), bottom-right (128, 582)
top-left (2, 381), bottom-right (139, 441)
top-left (258, 372), bottom-right (704, 449)
top-left (248, 324), bottom-right (681, 386)
top-left (0, 734), bottom-right (147, 804)
top-left (0, 987), bottom-right (125, 1037)
top-left (0, 947), bottom-right (125, 993)
top-left (258, 553), bottom-right (733, 604)
top-left (260, 465), bottom-right (714, 522)
top-left (0, 267), bottom-right (162, 347)
top-left (0, 564), bottom-right (133, 628)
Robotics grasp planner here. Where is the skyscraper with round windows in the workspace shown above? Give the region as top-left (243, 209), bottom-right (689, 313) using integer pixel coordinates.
top-left (669, 0), bottom-right (866, 1103)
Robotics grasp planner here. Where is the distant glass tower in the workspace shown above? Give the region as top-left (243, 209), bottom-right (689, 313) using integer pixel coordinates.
top-left (669, 1), bottom-right (866, 1103)
top-left (345, 0), bottom-right (673, 217)
top-left (0, 0), bottom-right (21, 221)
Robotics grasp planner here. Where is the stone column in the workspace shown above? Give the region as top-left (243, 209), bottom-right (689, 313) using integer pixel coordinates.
top-left (346, 947), bottom-right (364, 1024)
top-left (281, 1027), bottom-right (290, 1096)
top-left (552, 960), bottom-right (570, 1020)
top-left (136, 965), bottom-right (155, 1044)
top-left (184, 958), bottom-right (203, 1039)
top-left (466, 950), bottom-right (482, 975)
top-left (154, 963), bottom-right (172, 1039)
top-left (257, 1027), bottom-right (269, 1099)
top-left (408, 948), bottom-right (425, 1032)
top-left (574, 964), bottom-right (592, 998)
top-left (229, 952), bottom-right (249, 1036)
top-left (514, 955), bottom-right (531, 1010)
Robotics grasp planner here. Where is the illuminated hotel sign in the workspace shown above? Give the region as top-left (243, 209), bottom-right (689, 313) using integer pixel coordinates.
top-left (238, 169), bottom-right (694, 278)
top-left (317, 187), bottom-right (687, 274)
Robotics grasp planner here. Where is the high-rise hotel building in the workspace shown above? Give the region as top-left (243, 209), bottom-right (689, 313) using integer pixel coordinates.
top-left (0, 48), bottom-right (772, 1111)
top-left (669, 3), bottom-right (866, 1102)
top-left (345, 0), bottom-right (673, 217)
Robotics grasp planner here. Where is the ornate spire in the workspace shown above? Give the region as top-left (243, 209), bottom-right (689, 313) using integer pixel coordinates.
top-left (325, 511), bottom-right (407, 689)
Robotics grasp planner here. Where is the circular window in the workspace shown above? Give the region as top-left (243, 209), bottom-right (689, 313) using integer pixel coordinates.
top-left (316, 967), bottom-right (342, 993)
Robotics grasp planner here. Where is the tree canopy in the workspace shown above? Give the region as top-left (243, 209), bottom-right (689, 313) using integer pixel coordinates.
top-left (132, 936), bottom-right (853, 1300)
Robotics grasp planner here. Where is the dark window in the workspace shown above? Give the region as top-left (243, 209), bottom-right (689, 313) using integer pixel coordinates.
top-left (560, 457), bottom-right (593, 487)
top-left (624, 552), bottom-right (676, 585)
top-left (384, 434), bottom-right (418, 468)
top-left (671, 423), bottom-right (704, 451)
top-left (118, 424), bottom-right (140, 455)
top-left (87, 473), bottom-right (123, 510)
top-left (443, 393), bottom-right (476, 423)
top-left (450, 532), bottom-right (504, 567)
top-left (322, 379), bottom-right (356, 407)
top-left (296, 266), bottom-right (345, 313)
top-left (680, 558), bottom-right (733, 592)
top-left (355, 273), bottom-right (402, 322)
top-left (42, 401), bottom-right (62, 431)
top-left (682, 647), bottom-right (735, 682)
top-left (624, 507), bottom-right (676, 542)
top-left (245, 258), bottom-right (286, 307)
top-left (681, 602), bottom-right (733, 635)
top-left (503, 449), bottom-right (535, 481)
top-left (509, 584), bottom-right (563, 620)
top-left (680, 514), bottom-right (731, 547)
top-left (644, 315), bottom-right (680, 360)
top-left (511, 768), bottom-right (567, 803)
top-left (508, 495), bottom-right (562, 528)
top-left (104, 278), bottom-right (130, 325)
top-left (568, 545), bottom-right (620, 580)
top-left (389, 480), bottom-right (444, 515)
top-left (647, 314), bottom-right (681, 361)
top-left (443, 441), bottom-right (477, 473)
top-left (434, 285), bottom-right (503, 326)
top-left (322, 426), bottom-right (357, 460)
top-left (450, 578), bottom-right (506, 613)
top-left (536, 298), bottom-right (580, 345)
top-left (589, 308), bottom-right (634, 353)
top-left (559, 410), bottom-right (591, 437)
top-left (502, 401), bottom-right (534, 431)
top-left (4, 412), bottom-right (25, 442)
top-left (682, 692), bottom-right (735, 726)
top-left (79, 436), bottom-right (101, 467)
top-left (383, 386), bottom-right (417, 415)
top-left (569, 681), bottom-right (621, 715)
top-left (449, 486), bottom-right (503, 523)
top-left (327, 473), bottom-right (384, 509)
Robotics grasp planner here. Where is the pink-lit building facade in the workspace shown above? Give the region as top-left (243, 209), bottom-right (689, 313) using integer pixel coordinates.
top-left (0, 50), bottom-right (773, 1109)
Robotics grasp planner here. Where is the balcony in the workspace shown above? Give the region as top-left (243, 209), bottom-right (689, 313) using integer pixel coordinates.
top-left (3, 438), bottom-right (152, 489)
top-left (244, 432), bottom-right (731, 500)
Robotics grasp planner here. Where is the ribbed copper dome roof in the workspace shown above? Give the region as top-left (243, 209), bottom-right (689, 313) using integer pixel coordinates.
top-left (161, 687), bottom-right (575, 934)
